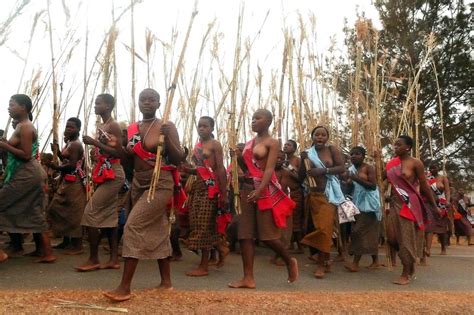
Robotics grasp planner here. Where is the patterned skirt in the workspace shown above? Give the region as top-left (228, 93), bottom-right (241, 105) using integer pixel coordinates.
top-left (187, 178), bottom-right (218, 250)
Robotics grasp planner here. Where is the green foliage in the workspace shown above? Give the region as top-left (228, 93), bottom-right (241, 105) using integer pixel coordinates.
top-left (335, 0), bottom-right (473, 189)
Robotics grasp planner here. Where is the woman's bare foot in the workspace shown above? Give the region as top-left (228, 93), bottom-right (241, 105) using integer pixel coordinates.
top-left (344, 262), bottom-right (359, 272)
top-left (24, 250), bottom-right (41, 257)
top-left (36, 255), bottom-right (57, 263)
top-left (228, 278), bottom-right (256, 289)
top-left (103, 287), bottom-right (131, 302)
top-left (366, 263), bottom-right (381, 270)
top-left (287, 258), bottom-right (299, 283)
top-left (75, 260), bottom-right (100, 272)
top-left (392, 275), bottom-right (410, 285)
top-left (186, 267), bottom-right (209, 277)
top-left (63, 248), bottom-right (84, 256)
top-left (333, 254), bottom-right (345, 262)
top-left (100, 260), bottom-right (120, 270)
top-left (314, 265), bottom-right (325, 279)
top-left (157, 282), bottom-right (173, 290)
top-left (440, 250), bottom-right (447, 255)
top-left (208, 258), bottom-right (218, 266)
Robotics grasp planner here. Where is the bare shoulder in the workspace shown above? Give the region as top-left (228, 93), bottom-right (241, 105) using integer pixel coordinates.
top-left (267, 137), bottom-right (280, 147)
top-left (211, 139), bottom-right (222, 149)
top-left (327, 144), bottom-right (342, 154)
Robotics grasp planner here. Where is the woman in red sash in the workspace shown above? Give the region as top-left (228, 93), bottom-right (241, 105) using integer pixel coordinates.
top-left (78, 94), bottom-right (125, 272)
top-left (46, 117), bottom-right (87, 255)
top-left (104, 88), bottom-right (184, 302)
top-left (229, 109), bottom-right (298, 289)
top-left (385, 135), bottom-right (440, 285)
top-left (183, 116), bottom-right (229, 276)
top-left (424, 164), bottom-right (451, 256)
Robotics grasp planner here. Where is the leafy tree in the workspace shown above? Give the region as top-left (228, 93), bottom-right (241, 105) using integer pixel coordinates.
top-left (334, 0), bottom-right (473, 189)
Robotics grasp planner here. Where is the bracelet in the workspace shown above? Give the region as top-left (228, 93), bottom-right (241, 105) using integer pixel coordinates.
top-left (325, 168), bottom-right (329, 174)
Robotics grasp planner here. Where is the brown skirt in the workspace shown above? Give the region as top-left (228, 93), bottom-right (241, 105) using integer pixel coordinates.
top-left (238, 185), bottom-right (281, 241)
top-left (290, 189), bottom-right (304, 232)
top-left (301, 192), bottom-right (335, 253)
top-left (425, 204), bottom-right (449, 235)
top-left (349, 212), bottom-right (379, 256)
top-left (122, 168), bottom-right (173, 260)
top-left (0, 160), bottom-right (48, 233)
top-left (81, 163), bottom-right (125, 228)
top-left (386, 198), bottom-right (419, 265)
top-left (187, 178), bottom-right (218, 250)
top-left (47, 178), bottom-right (87, 238)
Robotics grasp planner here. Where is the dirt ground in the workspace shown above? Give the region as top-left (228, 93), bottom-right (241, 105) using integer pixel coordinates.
top-left (1, 290), bottom-right (473, 314)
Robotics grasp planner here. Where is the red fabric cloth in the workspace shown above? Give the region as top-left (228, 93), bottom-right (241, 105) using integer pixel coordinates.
top-left (91, 148), bottom-right (120, 184)
top-left (192, 140), bottom-right (220, 199)
top-left (127, 122), bottom-right (187, 211)
top-left (386, 157), bottom-right (428, 230)
top-left (242, 138), bottom-right (295, 228)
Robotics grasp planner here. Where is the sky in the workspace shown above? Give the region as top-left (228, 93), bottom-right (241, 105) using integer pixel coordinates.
top-left (0, 0), bottom-right (380, 147)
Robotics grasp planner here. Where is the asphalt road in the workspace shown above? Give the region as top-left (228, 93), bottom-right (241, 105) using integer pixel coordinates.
top-left (1, 236), bottom-right (473, 292)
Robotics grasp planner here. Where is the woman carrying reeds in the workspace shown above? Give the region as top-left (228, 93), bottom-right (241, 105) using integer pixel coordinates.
top-left (104, 88), bottom-right (184, 302)
top-left (0, 94), bottom-right (56, 263)
top-left (183, 116), bottom-right (229, 276)
top-left (385, 135), bottom-right (439, 285)
top-left (46, 117), bottom-right (87, 255)
top-left (77, 94), bottom-right (125, 272)
top-left (299, 126), bottom-right (346, 279)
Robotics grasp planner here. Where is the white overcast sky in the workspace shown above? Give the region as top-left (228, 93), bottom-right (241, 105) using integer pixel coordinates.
top-left (0, 0), bottom-right (380, 146)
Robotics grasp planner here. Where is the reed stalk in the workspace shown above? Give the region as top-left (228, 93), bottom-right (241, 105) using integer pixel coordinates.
top-left (148, 4), bottom-right (198, 203)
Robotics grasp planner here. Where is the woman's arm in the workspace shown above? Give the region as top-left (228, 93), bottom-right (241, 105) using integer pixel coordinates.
top-left (0, 124), bottom-right (33, 161)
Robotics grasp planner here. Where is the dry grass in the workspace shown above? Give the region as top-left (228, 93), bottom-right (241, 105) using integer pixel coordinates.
top-left (1, 290), bottom-right (472, 314)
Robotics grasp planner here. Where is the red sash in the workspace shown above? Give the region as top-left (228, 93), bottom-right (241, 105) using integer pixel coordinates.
top-left (193, 140), bottom-right (220, 199)
top-left (386, 157), bottom-right (428, 230)
top-left (242, 138), bottom-right (295, 228)
top-left (127, 122), bottom-right (187, 211)
top-left (92, 148), bottom-right (120, 184)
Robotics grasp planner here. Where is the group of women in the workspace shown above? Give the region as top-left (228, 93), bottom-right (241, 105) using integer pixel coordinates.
top-left (0, 91), bottom-right (471, 301)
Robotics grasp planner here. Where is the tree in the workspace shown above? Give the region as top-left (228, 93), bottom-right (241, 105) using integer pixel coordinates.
top-left (334, 0), bottom-right (473, 189)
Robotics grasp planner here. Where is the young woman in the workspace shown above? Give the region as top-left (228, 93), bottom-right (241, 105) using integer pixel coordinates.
top-left (104, 88), bottom-right (184, 302)
top-left (0, 94), bottom-right (56, 263)
top-left (47, 117), bottom-right (87, 255)
top-left (345, 146), bottom-right (382, 272)
top-left (78, 94), bottom-right (125, 271)
top-left (229, 109), bottom-right (297, 289)
top-left (183, 116), bottom-right (229, 276)
top-left (299, 126), bottom-right (346, 279)
top-left (385, 135), bottom-right (440, 285)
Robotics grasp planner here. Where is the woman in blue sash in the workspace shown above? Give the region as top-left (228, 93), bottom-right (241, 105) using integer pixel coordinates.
top-left (299, 126), bottom-right (345, 279)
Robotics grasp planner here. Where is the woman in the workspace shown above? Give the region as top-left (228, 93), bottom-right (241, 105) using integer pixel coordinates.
top-left (0, 94), bottom-right (56, 263)
top-left (424, 164), bottom-right (451, 256)
top-left (229, 109), bottom-right (297, 289)
top-left (78, 94), bottom-right (125, 271)
top-left (454, 189), bottom-right (473, 245)
top-left (385, 135), bottom-right (440, 285)
top-left (104, 88), bottom-right (184, 302)
top-left (46, 117), bottom-right (87, 255)
top-left (345, 146), bottom-right (382, 272)
top-left (183, 116), bottom-right (229, 276)
top-left (299, 126), bottom-right (345, 279)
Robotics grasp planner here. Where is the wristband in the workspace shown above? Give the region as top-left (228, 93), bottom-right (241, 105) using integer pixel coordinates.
top-left (325, 168), bottom-right (329, 174)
